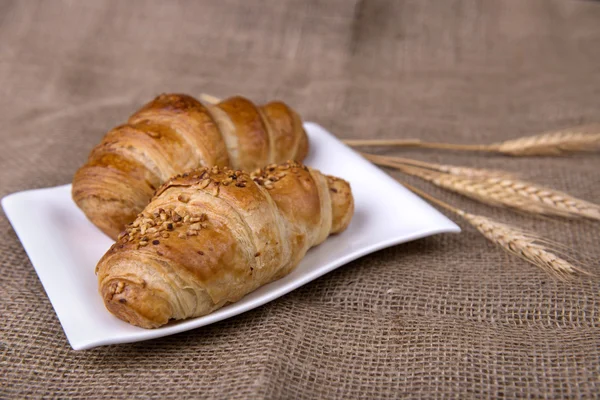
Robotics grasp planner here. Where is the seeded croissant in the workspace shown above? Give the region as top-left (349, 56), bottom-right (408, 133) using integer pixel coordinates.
top-left (96, 162), bottom-right (353, 328)
top-left (73, 93), bottom-right (309, 240)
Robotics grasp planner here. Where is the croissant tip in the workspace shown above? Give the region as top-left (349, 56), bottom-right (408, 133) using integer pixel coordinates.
top-left (102, 279), bottom-right (171, 329)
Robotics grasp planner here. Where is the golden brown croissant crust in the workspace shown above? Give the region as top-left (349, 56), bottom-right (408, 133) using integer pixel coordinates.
top-left (96, 161), bottom-right (353, 329)
top-left (73, 94), bottom-right (309, 240)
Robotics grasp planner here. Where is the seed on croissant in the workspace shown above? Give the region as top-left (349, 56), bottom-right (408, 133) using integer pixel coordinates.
top-left (199, 179), bottom-right (210, 190)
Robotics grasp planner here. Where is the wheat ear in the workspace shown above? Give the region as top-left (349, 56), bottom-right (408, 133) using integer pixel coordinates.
top-left (389, 164), bottom-right (600, 221)
top-left (345, 125), bottom-right (600, 156)
top-left (489, 125), bottom-right (600, 155)
top-left (402, 182), bottom-right (592, 281)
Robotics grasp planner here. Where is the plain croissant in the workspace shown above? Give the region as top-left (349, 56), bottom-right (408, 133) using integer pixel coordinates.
top-left (96, 162), bottom-right (353, 328)
top-left (73, 93), bottom-right (309, 240)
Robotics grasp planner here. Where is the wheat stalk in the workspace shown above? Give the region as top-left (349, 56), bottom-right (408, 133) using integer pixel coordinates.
top-left (490, 126), bottom-right (600, 156)
top-left (363, 153), bottom-right (513, 179)
top-left (389, 164), bottom-right (600, 221)
top-left (401, 182), bottom-right (592, 281)
top-left (346, 125), bottom-right (600, 156)
top-left (344, 138), bottom-right (492, 151)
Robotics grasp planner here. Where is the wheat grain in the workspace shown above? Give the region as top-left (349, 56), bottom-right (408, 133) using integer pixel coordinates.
top-left (492, 125), bottom-right (600, 156)
top-left (459, 212), bottom-right (591, 281)
top-left (400, 181), bottom-right (592, 281)
top-left (397, 165), bottom-right (600, 220)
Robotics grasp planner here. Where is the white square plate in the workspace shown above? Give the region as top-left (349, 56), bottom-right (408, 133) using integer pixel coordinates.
top-left (2, 123), bottom-right (460, 350)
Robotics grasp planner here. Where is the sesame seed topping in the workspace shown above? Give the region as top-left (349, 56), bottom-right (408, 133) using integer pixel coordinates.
top-left (142, 218), bottom-right (154, 226)
top-left (198, 179), bottom-right (210, 189)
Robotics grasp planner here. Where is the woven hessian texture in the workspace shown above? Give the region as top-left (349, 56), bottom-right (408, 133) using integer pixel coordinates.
top-left (1, 0), bottom-right (599, 398)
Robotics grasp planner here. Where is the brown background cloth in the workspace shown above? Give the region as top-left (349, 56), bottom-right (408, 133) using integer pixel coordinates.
top-left (1, 0), bottom-right (599, 398)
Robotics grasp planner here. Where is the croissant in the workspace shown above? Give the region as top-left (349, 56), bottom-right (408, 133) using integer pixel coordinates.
top-left (73, 93), bottom-right (309, 240)
top-left (96, 161), bottom-right (353, 328)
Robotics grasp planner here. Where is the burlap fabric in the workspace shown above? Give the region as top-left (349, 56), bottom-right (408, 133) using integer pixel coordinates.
top-left (1, 0), bottom-right (599, 398)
